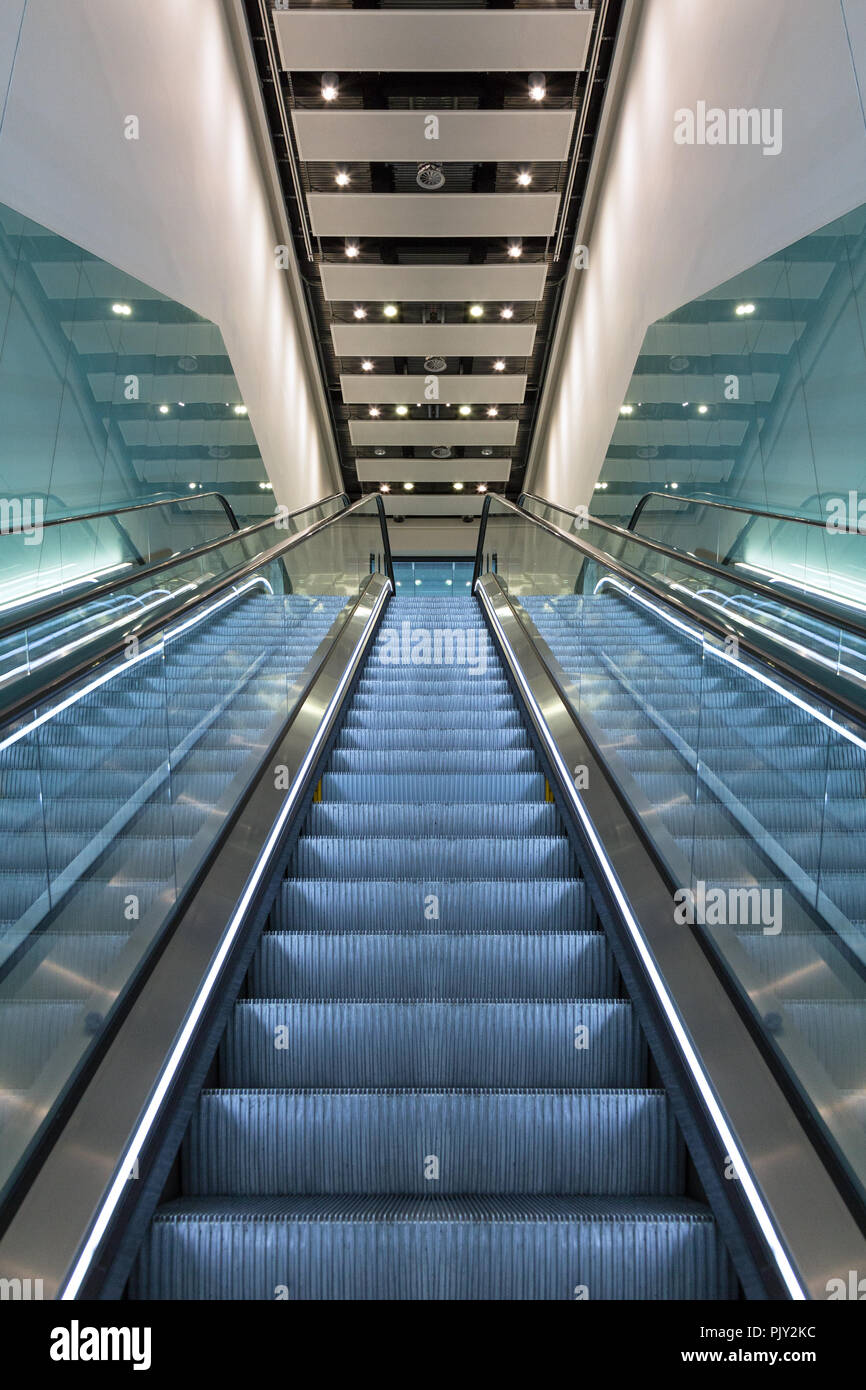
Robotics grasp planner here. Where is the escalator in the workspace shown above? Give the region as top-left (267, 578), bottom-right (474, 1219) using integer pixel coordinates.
top-left (0, 490), bottom-right (864, 1302)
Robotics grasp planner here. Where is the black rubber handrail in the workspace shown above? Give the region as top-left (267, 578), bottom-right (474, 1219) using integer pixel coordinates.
top-left (479, 494), bottom-right (866, 729)
top-left (0, 492), bottom-right (350, 643)
top-left (0, 494), bottom-right (390, 732)
top-left (624, 489), bottom-right (835, 534)
top-left (516, 492), bottom-right (866, 646)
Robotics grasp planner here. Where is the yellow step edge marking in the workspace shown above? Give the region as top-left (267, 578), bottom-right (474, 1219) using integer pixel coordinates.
top-left (312, 779), bottom-right (323, 802)
top-left (544, 779), bottom-right (554, 803)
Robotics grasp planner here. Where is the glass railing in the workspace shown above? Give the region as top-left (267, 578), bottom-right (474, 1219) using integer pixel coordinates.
top-left (479, 496), bottom-right (866, 1205)
top-left (0, 493), bottom-right (388, 1205)
top-left (0, 495), bottom-right (351, 712)
top-left (625, 492), bottom-right (866, 628)
top-left (0, 491), bottom-right (347, 631)
top-left (519, 493), bottom-right (866, 716)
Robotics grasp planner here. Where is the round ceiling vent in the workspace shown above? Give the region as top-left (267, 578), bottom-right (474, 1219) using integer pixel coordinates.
top-left (416, 162), bottom-right (445, 191)
top-left (177, 355), bottom-right (199, 373)
top-left (431, 446), bottom-right (452, 459)
top-left (637, 445), bottom-right (659, 460)
top-left (423, 355), bottom-right (447, 373)
top-left (668, 354), bottom-right (690, 373)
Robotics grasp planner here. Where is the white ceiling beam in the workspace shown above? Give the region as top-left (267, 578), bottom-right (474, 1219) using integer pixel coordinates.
top-left (319, 262), bottom-right (547, 303)
top-left (357, 458), bottom-right (511, 483)
top-left (292, 110), bottom-right (575, 163)
top-left (382, 494), bottom-right (487, 516)
top-left (272, 10), bottom-right (593, 73)
top-left (331, 323), bottom-right (536, 357)
top-left (340, 374), bottom-right (526, 404)
top-left (349, 420), bottom-right (518, 446)
top-left (307, 193), bottom-right (558, 238)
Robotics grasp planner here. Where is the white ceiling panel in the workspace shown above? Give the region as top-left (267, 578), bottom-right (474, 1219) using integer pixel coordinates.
top-left (349, 420), bottom-right (518, 446)
top-left (308, 193), bottom-right (559, 238)
top-left (340, 374), bottom-right (526, 404)
top-left (273, 10), bottom-right (593, 73)
top-left (292, 110), bottom-right (574, 163)
top-left (319, 262), bottom-right (547, 303)
top-left (356, 458), bottom-right (511, 483)
top-left (331, 323), bottom-right (536, 357)
top-left (383, 495), bottom-right (486, 516)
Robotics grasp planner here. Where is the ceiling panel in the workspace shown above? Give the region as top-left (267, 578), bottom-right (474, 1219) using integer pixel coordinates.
top-left (292, 110), bottom-right (575, 163)
top-left (319, 262), bottom-right (547, 303)
top-left (307, 193), bottom-right (559, 238)
top-left (332, 323), bottom-right (536, 356)
top-left (349, 420), bottom-right (518, 446)
top-left (273, 10), bottom-right (593, 73)
top-left (356, 457), bottom-right (510, 483)
top-left (340, 374), bottom-right (526, 404)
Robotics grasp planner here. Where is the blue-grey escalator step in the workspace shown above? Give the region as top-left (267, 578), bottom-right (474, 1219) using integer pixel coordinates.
top-left (183, 1088), bottom-right (682, 1195)
top-left (130, 1194), bottom-right (735, 1300)
top-left (220, 999), bottom-right (645, 1088)
top-left (335, 728), bottom-right (530, 751)
top-left (250, 930), bottom-right (616, 999)
top-left (288, 836), bottom-right (578, 880)
top-left (303, 801), bottom-right (561, 838)
top-left (319, 772), bottom-right (546, 803)
top-left (272, 878), bottom-right (594, 933)
top-left (328, 750), bottom-right (537, 774)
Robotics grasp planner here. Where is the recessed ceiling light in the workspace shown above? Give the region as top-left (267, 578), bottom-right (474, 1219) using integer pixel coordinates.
top-left (321, 73), bottom-right (338, 102)
top-left (233, 404), bottom-right (248, 415)
top-left (493, 360), bottom-right (506, 372)
top-left (403, 481), bottom-right (414, 491)
top-left (353, 306), bottom-right (367, 319)
top-left (453, 482), bottom-right (464, 491)
top-left (698, 404), bottom-right (708, 414)
top-left (368, 406), bottom-right (380, 417)
top-left (735, 302), bottom-right (756, 316)
top-left (481, 448), bottom-right (493, 457)
top-left (477, 484), bottom-right (488, 493)
top-left (486, 407), bottom-right (498, 418)
top-left (345, 243), bottom-right (359, 259)
top-left (619, 405), bottom-right (633, 415)
top-left (415, 579), bottom-right (422, 585)
top-left (469, 304), bottom-right (484, 318)
top-left (361, 360), bottom-right (374, 372)
top-left (517, 171), bottom-right (532, 187)
top-left (682, 402), bottom-right (690, 408)
top-left (188, 482), bottom-right (197, 490)
top-left (529, 73), bottom-right (546, 102)
top-left (379, 483), bottom-right (390, 493)
top-left (670, 482), bottom-right (679, 489)
top-left (395, 405), bottom-right (409, 416)
top-left (111, 302), bottom-right (132, 316)
top-left (383, 304), bottom-right (398, 318)
top-left (177, 402), bottom-right (185, 408)
top-left (335, 171), bottom-right (350, 187)
top-left (458, 405), bottom-right (472, 416)
top-left (374, 448), bottom-right (386, 456)
top-left (500, 307), bottom-right (514, 320)
top-left (507, 243), bottom-right (523, 259)
top-left (158, 405), bottom-right (170, 414)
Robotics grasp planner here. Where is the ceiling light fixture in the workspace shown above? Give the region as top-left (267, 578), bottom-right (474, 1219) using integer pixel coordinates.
top-left (698, 404), bottom-right (708, 414)
top-left (493, 360), bottom-right (506, 372)
top-left (111, 302), bottom-right (132, 316)
top-left (395, 405), bottom-right (408, 416)
top-left (469, 304), bottom-right (484, 318)
top-left (361, 360), bottom-right (374, 372)
top-left (500, 307), bottom-right (514, 320)
top-left (735, 302), bottom-right (756, 316)
top-left (345, 242), bottom-right (359, 259)
top-left (477, 484), bottom-right (488, 493)
top-left (233, 405), bottom-right (248, 415)
top-left (529, 73), bottom-right (546, 102)
top-left (379, 483), bottom-right (390, 493)
top-left (369, 407), bottom-right (381, 418)
top-left (403, 482), bottom-right (414, 491)
top-left (458, 405), bottom-right (472, 416)
top-left (487, 407), bottom-right (498, 418)
top-left (321, 73), bottom-right (338, 102)
top-left (507, 243), bottom-right (523, 259)
top-left (383, 304), bottom-right (398, 318)
top-left (619, 405), bottom-right (633, 415)
top-left (517, 171), bottom-right (532, 187)
top-left (374, 449), bottom-right (386, 456)
top-left (453, 482), bottom-right (464, 491)
top-left (158, 405), bottom-right (169, 414)
top-left (335, 171), bottom-right (350, 187)
top-left (353, 306), bottom-right (367, 319)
